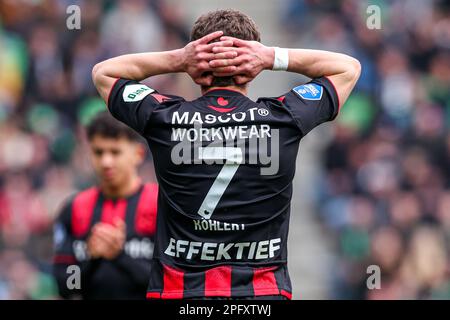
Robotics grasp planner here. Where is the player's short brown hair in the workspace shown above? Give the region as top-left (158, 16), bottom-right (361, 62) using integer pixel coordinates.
top-left (190, 9), bottom-right (261, 87)
top-left (86, 112), bottom-right (142, 142)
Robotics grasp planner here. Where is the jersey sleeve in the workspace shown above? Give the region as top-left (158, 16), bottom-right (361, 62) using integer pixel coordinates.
top-left (53, 198), bottom-right (104, 299)
top-left (107, 78), bottom-right (168, 135)
top-left (53, 199), bottom-right (81, 299)
top-left (280, 76), bottom-right (340, 136)
top-left (53, 200), bottom-right (76, 265)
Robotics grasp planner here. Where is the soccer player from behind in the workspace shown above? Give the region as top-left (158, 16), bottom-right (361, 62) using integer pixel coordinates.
top-left (92, 9), bottom-right (360, 299)
top-left (53, 112), bottom-right (158, 299)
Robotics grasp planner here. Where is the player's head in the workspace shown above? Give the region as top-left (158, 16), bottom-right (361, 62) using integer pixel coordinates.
top-left (190, 9), bottom-right (261, 88)
top-left (86, 112), bottom-right (145, 188)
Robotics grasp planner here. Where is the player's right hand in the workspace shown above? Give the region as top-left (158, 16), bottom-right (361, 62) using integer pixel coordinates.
top-left (181, 31), bottom-right (240, 86)
top-left (208, 36), bottom-right (275, 85)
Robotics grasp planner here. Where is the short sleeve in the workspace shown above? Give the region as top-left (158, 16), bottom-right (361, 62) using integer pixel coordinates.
top-left (281, 77), bottom-right (339, 136)
top-left (107, 79), bottom-right (159, 134)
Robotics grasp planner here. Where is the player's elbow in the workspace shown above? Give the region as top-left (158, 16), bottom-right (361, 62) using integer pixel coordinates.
top-left (348, 57), bottom-right (361, 81)
top-left (92, 62), bottom-right (103, 84)
top-left (340, 57), bottom-right (361, 89)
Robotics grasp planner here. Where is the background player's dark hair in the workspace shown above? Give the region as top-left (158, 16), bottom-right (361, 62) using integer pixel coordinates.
top-left (190, 9), bottom-right (261, 88)
top-left (86, 112), bottom-right (142, 142)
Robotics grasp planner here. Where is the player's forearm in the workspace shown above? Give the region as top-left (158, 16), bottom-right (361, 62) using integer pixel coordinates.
top-left (285, 49), bottom-right (360, 80)
top-left (92, 49), bottom-right (186, 102)
top-left (92, 49), bottom-right (185, 82)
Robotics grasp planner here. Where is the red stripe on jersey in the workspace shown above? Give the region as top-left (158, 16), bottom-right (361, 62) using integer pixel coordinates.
top-left (135, 183), bottom-right (158, 235)
top-left (280, 290), bottom-right (292, 300)
top-left (101, 199), bottom-right (127, 225)
top-left (204, 265), bottom-right (232, 297)
top-left (53, 254), bottom-right (77, 264)
top-left (207, 105), bottom-right (237, 113)
top-left (253, 266), bottom-right (280, 296)
top-left (277, 96), bottom-right (286, 102)
top-left (146, 292), bottom-right (161, 299)
top-left (72, 187), bottom-right (99, 237)
top-left (162, 264), bottom-right (184, 299)
top-left (151, 93), bottom-right (170, 104)
top-left (324, 76), bottom-right (341, 110)
top-left (107, 78), bottom-right (120, 107)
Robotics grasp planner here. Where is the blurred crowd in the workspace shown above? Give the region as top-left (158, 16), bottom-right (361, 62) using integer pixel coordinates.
top-left (0, 0), bottom-right (189, 299)
top-left (280, 0), bottom-right (450, 299)
top-left (1, 0), bottom-right (449, 300)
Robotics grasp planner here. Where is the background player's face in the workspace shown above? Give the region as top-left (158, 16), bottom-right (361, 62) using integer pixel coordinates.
top-left (89, 135), bottom-right (144, 188)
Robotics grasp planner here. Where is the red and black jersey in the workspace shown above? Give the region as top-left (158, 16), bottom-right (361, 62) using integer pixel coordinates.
top-left (108, 76), bottom-right (339, 299)
top-left (53, 183), bottom-right (158, 299)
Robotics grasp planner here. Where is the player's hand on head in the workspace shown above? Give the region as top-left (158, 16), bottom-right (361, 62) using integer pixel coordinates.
top-left (209, 36), bottom-right (274, 85)
top-left (182, 31), bottom-right (239, 86)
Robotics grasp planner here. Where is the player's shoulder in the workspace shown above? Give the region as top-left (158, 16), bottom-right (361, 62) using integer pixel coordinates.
top-left (288, 77), bottom-right (338, 105)
top-left (112, 78), bottom-right (185, 106)
top-left (135, 183), bottom-right (158, 235)
top-left (72, 186), bottom-right (100, 206)
top-left (256, 95), bottom-right (286, 106)
top-left (139, 183), bottom-right (158, 206)
top-left (56, 187), bottom-right (100, 223)
top-left (141, 182), bottom-right (158, 196)
top-left (257, 76), bottom-right (338, 110)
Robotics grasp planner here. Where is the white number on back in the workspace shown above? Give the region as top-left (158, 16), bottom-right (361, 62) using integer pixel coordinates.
top-left (197, 147), bottom-right (243, 219)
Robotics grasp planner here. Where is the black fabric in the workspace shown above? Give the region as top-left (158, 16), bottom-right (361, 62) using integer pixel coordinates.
top-left (281, 77), bottom-right (339, 136)
top-left (108, 78), bottom-right (339, 298)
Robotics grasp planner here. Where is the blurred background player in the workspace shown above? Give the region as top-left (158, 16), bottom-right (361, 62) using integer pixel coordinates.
top-left (52, 112), bottom-right (158, 299)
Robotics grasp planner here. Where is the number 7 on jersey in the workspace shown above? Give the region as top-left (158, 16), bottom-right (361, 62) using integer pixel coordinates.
top-left (197, 147), bottom-right (243, 219)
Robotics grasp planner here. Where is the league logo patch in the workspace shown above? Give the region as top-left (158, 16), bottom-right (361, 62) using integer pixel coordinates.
top-left (123, 84), bottom-right (154, 102)
top-left (293, 83), bottom-right (323, 101)
top-left (53, 222), bottom-right (66, 250)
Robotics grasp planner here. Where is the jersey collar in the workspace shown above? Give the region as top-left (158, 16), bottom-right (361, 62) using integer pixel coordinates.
top-left (203, 88), bottom-right (245, 97)
top-left (100, 181), bottom-right (144, 200)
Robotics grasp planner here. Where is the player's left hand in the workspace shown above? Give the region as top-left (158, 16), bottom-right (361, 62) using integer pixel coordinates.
top-left (88, 218), bottom-right (126, 260)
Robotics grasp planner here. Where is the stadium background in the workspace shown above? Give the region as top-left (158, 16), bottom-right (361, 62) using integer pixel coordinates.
top-left (0, 0), bottom-right (449, 299)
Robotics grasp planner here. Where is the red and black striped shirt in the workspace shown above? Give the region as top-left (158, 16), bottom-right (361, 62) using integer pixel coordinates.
top-left (53, 183), bottom-right (158, 299)
top-left (146, 263), bottom-right (292, 299)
